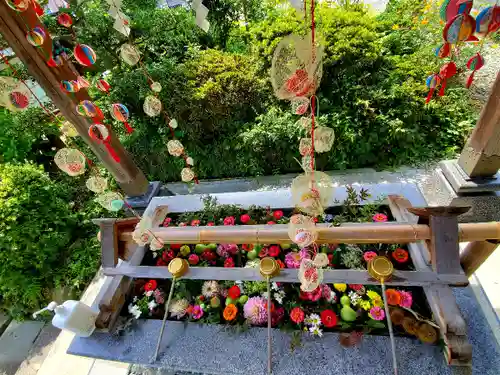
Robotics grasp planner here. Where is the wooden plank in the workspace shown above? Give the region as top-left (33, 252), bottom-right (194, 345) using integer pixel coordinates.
top-left (429, 215), bottom-right (463, 275)
top-left (460, 240), bottom-right (499, 277)
top-left (102, 266), bottom-right (468, 286)
top-left (95, 219), bottom-right (118, 267)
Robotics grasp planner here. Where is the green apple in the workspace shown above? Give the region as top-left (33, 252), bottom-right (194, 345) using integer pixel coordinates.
top-left (238, 295), bottom-right (249, 305)
top-left (206, 243), bottom-right (217, 251)
top-left (195, 244), bottom-right (207, 254)
top-left (247, 250), bottom-right (258, 260)
top-left (341, 305), bottom-right (357, 322)
top-left (225, 297), bottom-right (236, 305)
top-left (281, 243), bottom-right (291, 250)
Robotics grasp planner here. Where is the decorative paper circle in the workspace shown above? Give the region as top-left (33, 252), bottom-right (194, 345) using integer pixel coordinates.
top-left (86, 176), bottom-right (108, 193)
top-left (291, 171), bottom-right (334, 216)
top-left (169, 118), bottom-right (178, 129)
top-left (291, 97), bottom-right (309, 115)
top-left (26, 27), bottom-right (46, 47)
top-left (76, 100), bottom-right (97, 117)
top-left (143, 95), bottom-right (162, 117)
top-left (150, 82), bottom-right (162, 92)
top-left (60, 80), bottom-right (79, 93)
top-left (426, 74), bottom-right (441, 89)
top-left (440, 0), bottom-right (473, 22)
top-left (60, 121), bottom-right (79, 137)
top-left (314, 126), bottom-right (335, 153)
top-left (434, 43), bottom-right (450, 59)
top-left (288, 214), bottom-right (317, 247)
top-left (467, 53), bottom-right (485, 71)
top-left (295, 116), bottom-right (312, 130)
top-left (77, 76), bottom-right (90, 88)
top-left (88, 123), bottom-right (109, 141)
top-left (6, 0), bottom-right (29, 11)
top-left (443, 14), bottom-right (475, 43)
top-left (96, 192), bottom-right (124, 212)
top-left (74, 44), bottom-right (97, 67)
top-left (186, 157), bottom-right (194, 166)
top-left (120, 43), bottom-right (141, 66)
top-left (96, 79), bottom-right (110, 93)
top-left (299, 138), bottom-right (312, 156)
top-left (8, 89), bottom-right (30, 110)
top-left (110, 103), bottom-right (129, 122)
top-left (167, 140), bottom-right (184, 157)
top-left (54, 148), bottom-right (86, 176)
top-left (298, 258), bottom-right (323, 292)
top-left (181, 167), bottom-right (195, 182)
top-left (57, 13), bottom-right (73, 28)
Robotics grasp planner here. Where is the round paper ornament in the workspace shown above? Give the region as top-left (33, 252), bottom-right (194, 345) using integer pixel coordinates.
top-left (143, 95), bottom-right (162, 117)
top-left (33, 1), bottom-right (43, 16)
top-left (425, 74), bottom-right (441, 103)
top-left (167, 140), bottom-right (184, 157)
top-left (74, 44), bottom-right (97, 67)
top-left (288, 214), bottom-right (317, 247)
top-left (299, 138), bottom-right (312, 156)
top-left (76, 100), bottom-right (97, 117)
top-left (181, 167), bottom-right (195, 182)
top-left (438, 62), bottom-right (457, 96)
top-left (291, 97), bottom-right (309, 115)
top-left (96, 192), bottom-right (124, 212)
top-left (186, 157), bottom-right (194, 166)
top-left (85, 176), bottom-right (108, 193)
top-left (6, 0), bottom-right (29, 11)
top-left (57, 13), bottom-right (73, 28)
top-left (443, 14), bottom-right (476, 43)
top-left (96, 79), bottom-right (110, 93)
top-left (476, 6), bottom-right (500, 34)
top-left (88, 124), bottom-right (121, 162)
top-left (8, 87), bottom-right (30, 110)
top-left (301, 155), bottom-right (313, 173)
top-left (466, 53), bottom-right (485, 89)
top-left (150, 82), bottom-right (162, 92)
top-left (314, 126), bottom-right (335, 153)
top-left (60, 121), bottom-right (78, 137)
top-left (54, 148), bottom-right (86, 176)
top-left (77, 76), bottom-right (90, 88)
top-left (295, 116), bottom-right (312, 130)
top-left (434, 43), bottom-right (450, 59)
top-left (440, 0), bottom-right (473, 22)
top-left (110, 103), bottom-right (134, 133)
top-left (291, 171), bottom-right (334, 216)
top-left (26, 27), bottom-right (46, 47)
top-left (60, 80), bottom-right (79, 93)
top-left (120, 43), bottom-right (141, 66)
top-left (169, 118), bottom-right (178, 129)
top-left (298, 258), bottom-right (323, 292)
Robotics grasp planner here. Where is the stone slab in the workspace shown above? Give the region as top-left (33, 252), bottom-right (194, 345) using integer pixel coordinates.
top-left (0, 314), bottom-right (10, 336)
top-left (126, 181), bottom-right (162, 209)
top-left (440, 159), bottom-right (500, 193)
top-left (68, 287), bottom-right (500, 375)
top-left (88, 359), bottom-right (129, 375)
top-left (0, 321), bottom-right (44, 375)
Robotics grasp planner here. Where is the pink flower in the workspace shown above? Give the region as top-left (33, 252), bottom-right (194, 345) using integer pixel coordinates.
top-left (299, 286), bottom-right (322, 302)
top-left (268, 245), bottom-right (280, 257)
top-left (179, 222), bottom-right (187, 227)
top-left (259, 247), bottom-right (269, 258)
top-left (207, 222), bottom-right (215, 226)
top-left (290, 307), bottom-right (305, 324)
top-left (188, 254), bottom-right (199, 265)
top-left (267, 221), bottom-right (276, 225)
top-left (224, 258), bottom-right (235, 268)
top-left (363, 251), bottom-right (378, 262)
top-left (154, 289), bottom-right (164, 304)
top-left (243, 297), bottom-right (267, 325)
top-left (191, 219), bottom-right (200, 226)
top-left (349, 284), bottom-right (363, 291)
top-left (240, 214), bottom-right (251, 224)
top-left (399, 291), bottom-right (413, 308)
top-left (369, 306), bottom-right (385, 321)
top-left (217, 244), bottom-right (238, 257)
top-left (321, 284), bottom-right (333, 300)
top-left (285, 252), bottom-right (302, 268)
top-left (191, 305), bottom-right (204, 320)
top-left (224, 216), bottom-right (235, 226)
top-left (273, 210), bottom-right (284, 220)
top-left (271, 307), bottom-right (284, 327)
top-left (372, 213), bottom-right (388, 222)
top-left (162, 217), bottom-right (172, 227)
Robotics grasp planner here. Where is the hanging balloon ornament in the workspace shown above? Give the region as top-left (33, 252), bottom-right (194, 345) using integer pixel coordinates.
top-left (110, 103), bottom-right (134, 133)
top-left (291, 171), bottom-right (335, 217)
top-left (465, 53), bottom-right (485, 89)
top-left (440, 0), bottom-right (473, 23)
top-left (60, 80), bottom-right (79, 93)
top-left (74, 44), bottom-right (97, 67)
top-left (6, 0), bottom-right (30, 12)
top-left (54, 148), bottom-right (87, 176)
top-left (181, 167), bottom-right (195, 183)
top-left (438, 61), bottom-right (457, 96)
top-left (443, 13), bottom-right (477, 43)
top-left (314, 126), bottom-right (335, 153)
top-left (57, 12), bottom-right (73, 28)
top-left (167, 140), bottom-right (184, 157)
top-left (88, 124), bottom-right (121, 163)
top-left (95, 191), bottom-right (124, 212)
top-left (143, 95), bottom-right (162, 117)
top-left (77, 76), bottom-right (90, 89)
top-left (288, 214), bottom-right (318, 248)
top-left (96, 79), bottom-right (111, 94)
top-left (26, 26), bottom-right (46, 47)
top-left (76, 100), bottom-right (98, 117)
top-left (476, 6), bottom-right (500, 35)
top-left (86, 176), bottom-right (108, 194)
top-left (120, 43), bottom-right (141, 66)
top-left (434, 43), bottom-right (450, 59)
top-left (32, 1), bottom-right (44, 16)
top-left (425, 74), bottom-right (441, 104)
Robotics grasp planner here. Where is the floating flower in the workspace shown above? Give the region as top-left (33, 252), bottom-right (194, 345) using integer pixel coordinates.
top-left (349, 284), bottom-right (363, 291)
top-left (367, 290), bottom-right (383, 307)
top-left (268, 245), bottom-right (280, 257)
top-left (348, 291), bottom-right (361, 305)
top-left (359, 300), bottom-right (371, 311)
top-left (188, 254), bottom-right (199, 265)
top-left (148, 300), bottom-right (158, 311)
top-left (309, 325), bottom-right (323, 337)
top-left (162, 250), bottom-right (175, 262)
top-left (243, 297), bottom-right (268, 325)
top-left (217, 244), bottom-right (238, 258)
top-left (285, 251), bottom-right (302, 268)
top-left (276, 259), bottom-right (285, 269)
top-left (162, 217), bottom-right (172, 227)
top-left (191, 305), bottom-right (204, 320)
top-left (271, 307), bottom-right (285, 327)
top-left (305, 313), bottom-right (321, 326)
top-left (228, 285), bottom-right (241, 300)
top-left (334, 283), bottom-right (347, 292)
top-left (154, 289), bottom-right (164, 304)
top-left (207, 222), bottom-right (215, 226)
top-left (240, 214), bottom-right (251, 223)
top-left (300, 286), bottom-right (322, 302)
top-left (372, 213), bottom-right (388, 222)
top-left (179, 222), bottom-right (187, 227)
top-left (290, 307), bottom-right (305, 324)
top-left (399, 291), bottom-right (413, 308)
top-left (273, 210), bottom-right (284, 220)
top-left (202, 250), bottom-right (217, 261)
top-left (224, 216), bottom-right (235, 226)
top-left (385, 289), bottom-right (401, 306)
top-left (210, 296), bottom-right (221, 308)
top-left (392, 248), bottom-right (409, 263)
top-left (128, 304), bottom-right (141, 319)
top-left (223, 304), bottom-right (238, 321)
top-left (320, 310), bottom-right (338, 328)
top-left (144, 280), bottom-right (157, 292)
top-left (321, 284), bottom-right (333, 301)
top-left (191, 219), bottom-right (200, 226)
top-left (202, 281), bottom-right (220, 298)
top-left (369, 306), bottom-right (385, 321)
top-left (242, 244), bottom-right (254, 252)
top-left (224, 258), bottom-right (235, 268)
top-left (363, 251), bottom-right (378, 262)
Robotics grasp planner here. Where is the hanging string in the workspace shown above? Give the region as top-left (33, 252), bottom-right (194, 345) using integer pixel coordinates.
top-left (309, 0), bottom-right (316, 177)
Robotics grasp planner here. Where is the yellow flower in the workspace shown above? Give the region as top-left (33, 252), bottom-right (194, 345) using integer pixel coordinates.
top-left (492, 44), bottom-right (499, 49)
top-left (366, 290), bottom-right (380, 300)
top-left (359, 300), bottom-right (371, 311)
top-left (392, 25), bottom-right (400, 30)
top-left (334, 283), bottom-right (347, 292)
top-left (421, 19), bottom-right (429, 25)
top-left (372, 297), bottom-right (384, 307)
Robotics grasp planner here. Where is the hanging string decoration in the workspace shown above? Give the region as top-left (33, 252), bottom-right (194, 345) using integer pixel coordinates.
top-left (86, 176), bottom-right (108, 194)
top-left (95, 191), bottom-right (124, 212)
top-left (291, 171), bottom-right (335, 217)
top-left (74, 44), bottom-right (97, 67)
top-left (96, 79), bottom-right (110, 93)
top-left (181, 167), bottom-right (195, 182)
top-left (57, 13), bottom-right (73, 28)
top-left (60, 80), bottom-right (79, 93)
top-left (110, 103), bottom-right (134, 133)
top-left (425, 74), bottom-right (441, 103)
top-left (314, 126), bottom-right (335, 153)
top-left (143, 95), bottom-right (162, 117)
top-left (167, 140), bottom-right (184, 157)
top-left (6, 0), bottom-right (29, 12)
top-left (54, 148), bottom-right (87, 176)
top-left (88, 124), bottom-right (121, 163)
top-left (291, 97), bottom-right (309, 115)
top-left (465, 53), bottom-right (485, 88)
top-left (26, 26), bottom-right (46, 47)
top-left (120, 43), bottom-right (141, 66)
top-left (287, 214), bottom-right (317, 247)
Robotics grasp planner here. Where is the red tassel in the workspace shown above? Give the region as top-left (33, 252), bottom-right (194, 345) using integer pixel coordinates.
top-left (104, 141), bottom-right (121, 163)
top-left (438, 79), bottom-right (447, 96)
top-left (426, 88), bottom-right (435, 103)
top-left (466, 71), bottom-right (475, 89)
top-left (124, 121), bottom-right (134, 134)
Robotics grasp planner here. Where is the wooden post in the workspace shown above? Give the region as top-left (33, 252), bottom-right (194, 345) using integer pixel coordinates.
top-left (0, 3), bottom-right (149, 196)
top-left (460, 240), bottom-right (498, 277)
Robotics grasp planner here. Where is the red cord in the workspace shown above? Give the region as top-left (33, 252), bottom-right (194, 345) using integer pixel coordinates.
top-left (310, 0), bottom-right (316, 174)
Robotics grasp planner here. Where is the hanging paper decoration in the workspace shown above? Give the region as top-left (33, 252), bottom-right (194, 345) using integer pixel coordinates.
top-left (95, 191), bottom-right (124, 212)
top-left (169, 118), bottom-right (178, 129)
top-left (301, 154), bottom-right (313, 173)
top-left (438, 62), bottom-right (457, 96)
top-left (291, 171), bottom-right (334, 217)
top-left (60, 80), bottom-right (79, 93)
top-left (295, 116), bottom-right (312, 130)
top-left (26, 26), bottom-right (46, 47)
top-left (86, 176), bottom-right (108, 193)
top-left (181, 167), bottom-right (195, 182)
top-left (76, 100), bottom-right (98, 117)
top-left (440, 0), bottom-right (473, 22)
top-left (475, 6), bottom-right (500, 34)
top-left (143, 95), bottom-right (162, 117)
top-left (298, 257), bottom-right (324, 292)
top-left (7, 85), bottom-right (30, 110)
top-left (288, 214), bottom-right (317, 247)
top-left (54, 148), bottom-right (86, 176)
top-left (425, 74), bottom-right (441, 104)
top-left (167, 140), bottom-right (184, 157)
top-left (314, 126), bottom-right (335, 153)
top-left (88, 124), bottom-right (120, 162)
top-left (120, 43), bottom-right (140, 66)
top-left (0, 77), bottom-right (20, 109)
top-left (299, 138), bottom-right (312, 156)
top-left (113, 14), bottom-right (130, 36)
top-left (60, 121), bottom-right (79, 137)
top-left (6, 0), bottom-right (29, 11)
top-left (291, 97), bottom-right (309, 115)
top-left (186, 157), bottom-right (194, 166)
top-left (466, 53), bottom-right (485, 89)
top-left (434, 43), bottom-right (450, 59)
top-left (96, 79), bottom-right (110, 93)
top-left (150, 82), bottom-right (162, 92)
top-left (110, 103), bottom-right (134, 133)
top-left (57, 12), bottom-right (73, 28)
top-left (74, 44), bottom-right (97, 67)
top-left (443, 13), bottom-right (476, 43)
top-left (33, 1), bottom-right (44, 16)
top-left (77, 76), bottom-right (90, 88)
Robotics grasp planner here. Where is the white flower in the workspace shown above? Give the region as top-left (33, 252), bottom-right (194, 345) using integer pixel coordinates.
top-left (148, 301), bottom-right (158, 310)
top-left (244, 259), bottom-right (261, 268)
top-left (348, 291), bottom-right (361, 305)
top-left (169, 298), bottom-right (189, 319)
top-left (236, 280), bottom-right (245, 294)
top-left (262, 291), bottom-right (269, 299)
top-left (271, 282), bottom-right (279, 291)
top-left (128, 304), bottom-right (141, 319)
top-left (145, 290), bottom-right (153, 297)
top-left (274, 290), bottom-right (285, 305)
top-left (152, 251), bottom-right (158, 258)
top-left (328, 291), bottom-right (337, 303)
top-left (305, 313), bottom-right (321, 326)
top-left (133, 296), bottom-right (138, 302)
top-left (309, 325), bottom-right (323, 337)
top-left (202, 281), bottom-right (221, 298)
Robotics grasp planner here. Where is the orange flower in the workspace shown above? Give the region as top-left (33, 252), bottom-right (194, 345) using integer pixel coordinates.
top-left (223, 304), bottom-right (238, 321)
top-left (385, 289), bottom-right (402, 306)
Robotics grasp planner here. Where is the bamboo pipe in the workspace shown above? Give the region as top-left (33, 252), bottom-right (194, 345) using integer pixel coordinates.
top-left (119, 222), bottom-right (500, 244)
top-left (460, 240), bottom-right (499, 277)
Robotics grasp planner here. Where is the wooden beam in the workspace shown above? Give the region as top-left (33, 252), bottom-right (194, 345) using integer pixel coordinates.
top-left (460, 240), bottom-right (498, 277)
top-left (0, 3), bottom-right (149, 196)
top-left (458, 72), bottom-right (500, 177)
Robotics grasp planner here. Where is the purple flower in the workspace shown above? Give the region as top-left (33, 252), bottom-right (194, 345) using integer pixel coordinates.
top-left (192, 305), bottom-right (204, 320)
top-left (399, 291), bottom-right (413, 308)
top-left (285, 249), bottom-right (310, 269)
top-left (217, 244), bottom-right (238, 258)
top-left (243, 297), bottom-right (267, 325)
top-left (154, 289), bottom-right (165, 304)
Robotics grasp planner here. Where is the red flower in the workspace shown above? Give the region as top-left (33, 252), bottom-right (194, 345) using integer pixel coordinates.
top-left (276, 259), bottom-right (285, 269)
top-left (156, 258), bottom-right (167, 266)
top-left (313, 217), bottom-right (318, 223)
top-left (202, 250), bottom-right (216, 261)
top-left (207, 222), bottom-right (215, 226)
top-left (188, 254), bottom-right (199, 265)
top-left (224, 216), bottom-right (235, 226)
top-left (242, 244), bottom-right (254, 252)
top-left (240, 214), bottom-right (251, 224)
top-left (179, 222), bottom-right (188, 227)
top-left (327, 253), bottom-right (334, 266)
top-left (259, 247), bottom-right (269, 258)
top-left (267, 221), bottom-right (276, 225)
top-left (290, 307), bottom-right (305, 324)
top-left (170, 244), bottom-right (181, 250)
top-left (186, 305), bottom-right (194, 315)
top-left (191, 219), bottom-right (200, 226)
top-left (373, 213), bottom-right (388, 222)
top-left (162, 217), bottom-right (172, 227)
top-left (268, 245), bottom-right (280, 257)
top-left (224, 258), bottom-right (235, 268)
top-left (198, 295), bottom-right (205, 302)
top-left (392, 248), bottom-right (409, 263)
top-left (228, 285), bottom-right (241, 300)
top-left (162, 250), bottom-right (175, 261)
top-left (349, 284), bottom-right (363, 291)
top-left (321, 310), bottom-right (338, 328)
top-left (145, 280), bottom-right (157, 292)
top-left (273, 210), bottom-right (284, 220)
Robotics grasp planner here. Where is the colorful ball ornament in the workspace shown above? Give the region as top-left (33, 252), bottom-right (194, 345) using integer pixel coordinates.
top-left (167, 140), bottom-right (184, 157)
top-left (425, 74), bottom-right (441, 104)
top-left (6, 0), bottom-right (30, 11)
top-left (26, 27), bottom-right (46, 47)
top-left (76, 100), bottom-right (97, 117)
top-left (150, 82), bottom-right (162, 92)
top-left (86, 176), bottom-right (108, 193)
top-left (440, 0), bottom-right (473, 22)
top-left (54, 148), bottom-right (86, 176)
top-left (466, 53), bottom-right (485, 89)
top-left (74, 44), bottom-right (97, 67)
top-left (88, 123), bottom-right (120, 163)
top-left (476, 6), bottom-right (500, 34)
top-left (96, 79), bottom-right (110, 93)
top-left (57, 13), bottom-right (73, 28)
top-left (60, 80), bottom-right (79, 93)
top-left (120, 43), bottom-right (141, 66)
top-left (443, 14), bottom-right (476, 43)
top-left (438, 62), bottom-right (457, 96)
top-left (96, 192), bottom-right (124, 212)
top-left (143, 95), bottom-right (162, 117)
top-left (181, 167), bottom-right (195, 182)
top-left (110, 103), bottom-right (134, 133)
top-left (434, 43), bottom-right (450, 59)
